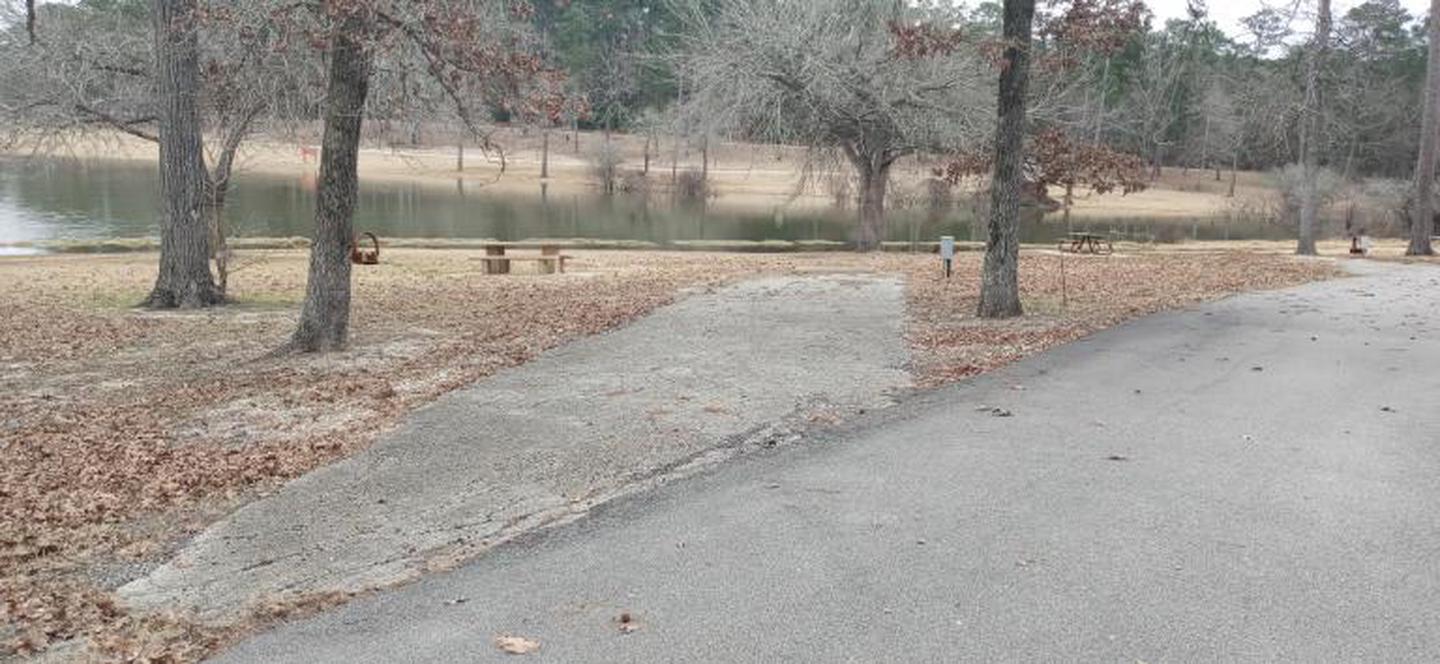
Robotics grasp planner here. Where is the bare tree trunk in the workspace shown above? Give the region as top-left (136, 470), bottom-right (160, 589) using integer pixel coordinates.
top-left (673, 70), bottom-right (684, 185)
top-left (288, 16), bottom-right (371, 352)
top-left (203, 142), bottom-right (240, 298)
top-left (541, 129), bottom-right (549, 179)
top-left (25, 0), bottom-right (37, 43)
top-left (1200, 115), bottom-right (1211, 173)
top-left (1296, 0), bottom-right (1331, 256)
top-left (1342, 138), bottom-right (1357, 180)
top-left (1228, 151), bottom-right (1239, 198)
top-left (854, 157), bottom-right (892, 252)
top-left (1409, 0), bottom-right (1440, 256)
top-left (457, 139), bottom-right (464, 172)
top-left (643, 133), bottom-right (651, 176)
top-left (1092, 57), bottom-right (1110, 144)
top-left (978, 0), bottom-right (1035, 319)
top-left (143, 0), bottom-right (220, 309)
top-left (701, 134), bottom-right (709, 183)
top-left (202, 103), bottom-right (263, 298)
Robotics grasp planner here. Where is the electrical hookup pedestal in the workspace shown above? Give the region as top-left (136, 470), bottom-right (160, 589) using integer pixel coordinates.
top-left (940, 235), bottom-right (955, 279)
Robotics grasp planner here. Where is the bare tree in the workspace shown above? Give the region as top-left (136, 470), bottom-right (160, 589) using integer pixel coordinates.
top-left (1296, 0), bottom-right (1332, 255)
top-left (0, 0), bottom-right (306, 298)
top-left (978, 0), bottom-right (1037, 318)
top-left (280, 0), bottom-right (567, 352)
top-left (143, 0), bottom-right (221, 308)
top-left (675, 0), bottom-right (991, 251)
top-left (1409, 0), bottom-right (1440, 256)
top-left (1116, 22), bottom-right (1193, 180)
top-left (1191, 77), bottom-right (1239, 179)
top-left (23, 0), bottom-right (35, 43)
top-left (289, 6), bottom-right (369, 351)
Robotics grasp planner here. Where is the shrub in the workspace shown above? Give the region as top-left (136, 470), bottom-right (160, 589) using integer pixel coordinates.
top-left (674, 169), bottom-right (709, 200)
top-left (587, 142), bottom-right (624, 194)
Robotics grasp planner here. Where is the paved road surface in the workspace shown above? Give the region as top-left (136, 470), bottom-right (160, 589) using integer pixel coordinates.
top-left (217, 262), bottom-right (1440, 663)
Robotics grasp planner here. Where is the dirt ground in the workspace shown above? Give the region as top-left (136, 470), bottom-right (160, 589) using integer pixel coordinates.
top-left (1, 246), bottom-right (1342, 661)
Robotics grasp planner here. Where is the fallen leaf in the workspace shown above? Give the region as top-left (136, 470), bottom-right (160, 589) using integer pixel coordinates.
top-left (494, 635), bottom-right (540, 655)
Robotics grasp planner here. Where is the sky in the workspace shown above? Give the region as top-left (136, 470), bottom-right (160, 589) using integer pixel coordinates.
top-left (1147, 0), bottom-right (1433, 37)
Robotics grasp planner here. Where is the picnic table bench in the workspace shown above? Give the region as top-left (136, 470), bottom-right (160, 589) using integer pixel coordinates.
top-left (475, 243), bottom-right (571, 274)
top-left (1059, 232), bottom-right (1114, 255)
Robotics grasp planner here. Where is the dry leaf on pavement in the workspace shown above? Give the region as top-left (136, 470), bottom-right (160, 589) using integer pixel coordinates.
top-left (494, 635), bottom-right (540, 655)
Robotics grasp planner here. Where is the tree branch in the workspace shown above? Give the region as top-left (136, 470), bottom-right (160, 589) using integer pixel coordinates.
top-left (74, 104), bottom-right (159, 143)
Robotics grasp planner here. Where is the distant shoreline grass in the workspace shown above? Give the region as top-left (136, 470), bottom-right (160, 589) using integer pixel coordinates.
top-left (0, 236), bottom-right (987, 254)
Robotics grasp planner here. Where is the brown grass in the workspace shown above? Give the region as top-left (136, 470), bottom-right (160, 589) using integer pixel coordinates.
top-left (0, 247), bottom-right (1339, 661)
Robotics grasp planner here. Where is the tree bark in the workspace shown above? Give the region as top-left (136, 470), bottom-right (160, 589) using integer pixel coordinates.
top-left (143, 0), bottom-right (221, 309)
top-left (643, 133), bottom-right (651, 176)
top-left (26, 0), bottom-right (37, 43)
top-left (204, 155), bottom-right (236, 297)
top-left (978, 0), bottom-right (1035, 319)
top-left (541, 129), bottom-right (550, 179)
top-left (1200, 115), bottom-right (1211, 173)
top-left (854, 156), bottom-right (892, 252)
top-left (1409, 0), bottom-right (1440, 256)
top-left (1092, 57), bottom-right (1109, 144)
top-left (1228, 151), bottom-right (1238, 198)
top-left (204, 106), bottom-right (261, 298)
top-left (1296, 0), bottom-right (1331, 256)
top-left (288, 16), bottom-right (371, 352)
top-left (1150, 139), bottom-right (1164, 181)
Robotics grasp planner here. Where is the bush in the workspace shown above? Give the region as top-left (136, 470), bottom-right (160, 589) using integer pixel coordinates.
top-left (1272, 164), bottom-right (1344, 227)
top-left (587, 142), bottom-right (625, 193)
top-left (674, 169), bottom-right (710, 200)
top-left (1342, 178), bottom-right (1411, 236)
top-left (618, 170), bottom-right (652, 196)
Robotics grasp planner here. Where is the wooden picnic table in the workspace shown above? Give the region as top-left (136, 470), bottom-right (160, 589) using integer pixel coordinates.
top-left (1059, 232), bottom-right (1114, 255)
top-left (476, 243), bottom-right (571, 274)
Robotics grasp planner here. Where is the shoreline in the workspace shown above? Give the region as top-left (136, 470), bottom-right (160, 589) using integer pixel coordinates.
top-left (0, 128), bottom-right (1283, 221)
top-left (0, 236), bottom-right (1418, 259)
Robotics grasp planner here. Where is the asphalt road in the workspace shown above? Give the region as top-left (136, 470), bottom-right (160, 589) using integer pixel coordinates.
top-left (216, 261), bottom-right (1440, 663)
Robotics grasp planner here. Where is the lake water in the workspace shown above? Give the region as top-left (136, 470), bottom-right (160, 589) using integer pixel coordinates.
top-left (0, 158), bottom-right (1293, 253)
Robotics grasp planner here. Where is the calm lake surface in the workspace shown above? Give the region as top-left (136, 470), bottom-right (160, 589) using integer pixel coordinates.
top-left (0, 158), bottom-right (1293, 253)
